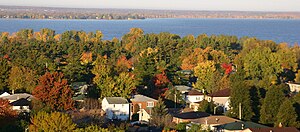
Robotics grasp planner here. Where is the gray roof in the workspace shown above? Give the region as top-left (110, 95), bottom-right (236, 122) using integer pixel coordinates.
top-left (105, 97), bottom-right (129, 104)
top-left (130, 94), bottom-right (157, 102)
top-left (0, 93), bottom-right (33, 101)
top-left (175, 85), bottom-right (192, 92)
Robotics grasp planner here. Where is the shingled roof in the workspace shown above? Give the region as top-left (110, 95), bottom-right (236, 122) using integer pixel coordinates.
top-left (173, 111), bottom-right (210, 119)
top-left (105, 97), bottom-right (129, 104)
top-left (209, 88), bottom-right (231, 97)
top-left (187, 89), bottom-right (204, 96)
top-left (130, 94), bottom-right (157, 102)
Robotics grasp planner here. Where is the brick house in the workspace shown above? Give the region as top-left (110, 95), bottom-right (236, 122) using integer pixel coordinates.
top-left (130, 94), bottom-right (158, 122)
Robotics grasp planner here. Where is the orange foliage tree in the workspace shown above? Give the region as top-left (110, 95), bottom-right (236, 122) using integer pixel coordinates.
top-left (152, 72), bottom-right (170, 98)
top-left (32, 72), bottom-right (74, 111)
top-left (0, 99), bottom-right (17, 126)
top-left (116, 55), bottom-right (133, 73)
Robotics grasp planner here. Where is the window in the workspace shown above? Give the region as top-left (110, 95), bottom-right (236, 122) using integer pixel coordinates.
top-left (196, 97), bottom-right (201, 100)
top-left (113, 104), bottom-right (116, 108)
top-left (147, 102), bottom-right (154, 107)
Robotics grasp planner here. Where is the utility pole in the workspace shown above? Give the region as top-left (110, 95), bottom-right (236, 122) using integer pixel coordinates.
top-left (239, 103), bottom-right (242, 120)
top-left (174, 91), bottom-right (177, 108)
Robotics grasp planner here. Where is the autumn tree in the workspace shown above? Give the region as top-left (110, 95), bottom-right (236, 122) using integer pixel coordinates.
top-left (113, 72), bottom-right (136, 98)
top-left (194, 61), bottom-right (217, 93)
top-left (32, 72), bottom-right (74, 111)
top-left (30, 111), bottom-right (76, 132)
top-left (260, 85), bottom-right (286, 125)
top-left (0, 99), bottom-right (17, 126)
top-left (275, 99), bottom-right (299, 127)
top-left (115, 55), bottom-right (132, 73)
top-left (8, 65), bottom-right (37, 93)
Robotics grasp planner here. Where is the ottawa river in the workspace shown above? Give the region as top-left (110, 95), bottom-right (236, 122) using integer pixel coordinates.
top-left (0, 18), bottom-right (299, 45)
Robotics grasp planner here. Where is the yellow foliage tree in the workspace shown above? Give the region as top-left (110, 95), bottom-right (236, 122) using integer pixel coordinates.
top-left (193, 61), bottom-right (216, 93)
top-left (29, 111), bottom-right (76, 132)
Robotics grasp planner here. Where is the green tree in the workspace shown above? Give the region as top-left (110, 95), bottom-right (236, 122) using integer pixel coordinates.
top-left (29, 111), bottom-right (76, 132)
top-left (275, 99), bottom-right (299, 127)
top-left (228, 70), bottom-right (253, 121)
top-left (75, 125), bottom-right (110, 132)
top-left (165, 87), bottom-right (184, 108)
top-left (260, 85), bottom-right (286, 125)
top-left (0, 58), bottom-right (10, 91)
top-left (197, 100), bottom-right (216, 114)
top-left (151, 97), bottom-right (168, 127)
top-left (113, 72), bottom-right (136, 98)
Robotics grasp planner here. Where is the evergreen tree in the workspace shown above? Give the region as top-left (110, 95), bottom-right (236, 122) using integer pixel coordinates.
top-left (151, 97), bottom-right (168, 127)
top-left (0, 58), bottom-right (10, 91)
top-left (228, 70), bottom-right (253, 120)
top-left (275, 99), bottom-right (299, 127)
top-left (260, 85), bottom-right (286, 125)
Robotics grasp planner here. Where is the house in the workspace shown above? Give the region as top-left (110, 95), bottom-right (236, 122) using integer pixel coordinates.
top-left (0, 93), bottom-right (33, 112)
top-left (0, 92), bottom-right (10, 97)
top-left (207, 88), bottom-right (231, 112)
top-left (172, 111), bottom-right (210, 124)
top-left (0, 93), bottom-right (34, 103)
top-left (10, 98), bottom-right (31, 112)
top-left (102, 97), bottom-right (130, 121)
top-left (189, 115), bottom-right (239, 130)
top-left (175, 85), bottom-right (192, 94)
top-left (286, 82), bottom-right (300, 93)
top-left (241, 127), bottom-right (299, 132)
top-left (213, 121), bottom-right (269, 132)
top-left (186, 89), bottom-right (205, 111)
top-left (130, 94), bottom-right (158, 122)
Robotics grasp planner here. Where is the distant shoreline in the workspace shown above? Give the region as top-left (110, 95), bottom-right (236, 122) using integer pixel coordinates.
top-left (1, 5), bottom-right (300, 20)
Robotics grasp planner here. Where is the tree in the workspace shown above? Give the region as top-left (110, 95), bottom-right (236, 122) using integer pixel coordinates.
top-left (8, 65), bottom-right (37, 93)
top-left (75, 125), bottom-right (109, 132)
top-left (228, 70), bottom-right (253, 121)
top-left (113, 72), bottom-right (136, 98)
top-left (242, 47), bottom-right (282, 87)
top-left (164, 87), bottom-right (184, 108)
top-left (275, 99), bottom-right (299, 127)
top-left (0, 99), bottom-right (17, 127)
top-left (294, 70), bottom-right (300, 83)
top-left (29, 111), bottom-right (76, 132)
top-left (0, 57), bottom-right (10, 91)
top-left (32, 72), bottom-right (74, 111)
top-left (197, 100), bottom-right (216, 114)
top-left (91, 55), bottom-right (113, 98)
top-left (151, 97), bottom-right (169, 127)
top-left (194, 61), bottom-right (217, 93)
top-left (260, 85), bottom-right (286, 125)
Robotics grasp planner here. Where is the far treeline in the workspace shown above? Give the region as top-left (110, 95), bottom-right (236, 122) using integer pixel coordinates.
top-left (1, 28), bottom-right (300, 128)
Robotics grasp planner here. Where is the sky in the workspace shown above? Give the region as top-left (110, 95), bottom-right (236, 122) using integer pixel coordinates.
top-left (1, 0), bottom-right (300, 12)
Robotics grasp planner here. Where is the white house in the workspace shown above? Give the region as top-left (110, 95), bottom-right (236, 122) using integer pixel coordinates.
top-left (207, 88), bottom-right (231, 113)
top-left (0, 93), bottom-right (33, 112)
top-left (102, 97), bottom-right (130, 121)
top-left (286, 82), bottom-right (300, 93)
top-left (186, 89), bottom-right (205, 111)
